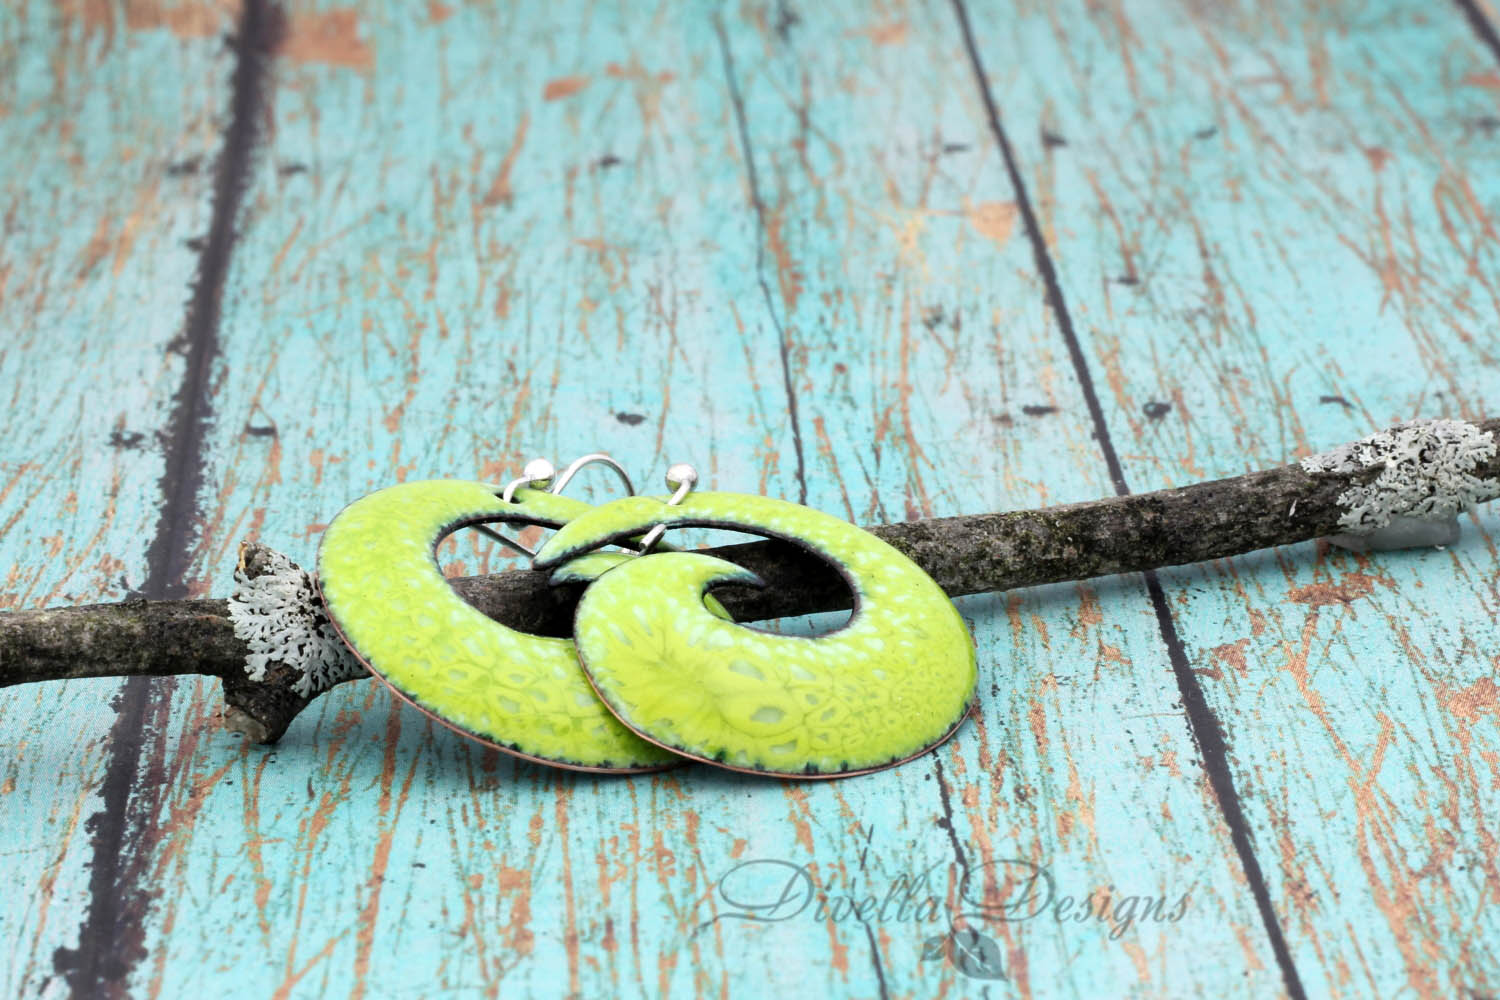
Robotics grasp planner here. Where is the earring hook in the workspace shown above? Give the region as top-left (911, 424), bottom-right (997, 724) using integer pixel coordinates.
top-left (501, 457), bottom-right (557, 504)
top-left (549, 452), bottom-right (635, 498)
top-left (480, 453), bottom-right (639, 559)
top-left (636, 462), bottom-right (697, 554)
top-left (465, 458), bottom-right (557, 559)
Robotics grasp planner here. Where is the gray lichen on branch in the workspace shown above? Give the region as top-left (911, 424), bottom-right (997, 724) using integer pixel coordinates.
top-left (1301, 418), bottom-right (1499, 527)
top-left (2, 417), bottom-right (1497, 745)
top-left (227, 545), bottom-right (366, 696)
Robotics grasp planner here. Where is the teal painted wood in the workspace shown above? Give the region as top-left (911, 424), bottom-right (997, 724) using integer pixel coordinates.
top-left (116, 1), bottom-right (1279, 996)
top-left (964, 0), bottom-right (1500, 995)
top-left (2, 0), bottom-right (1498, 997)
top-left (0, 3), bottom-right (233, 995)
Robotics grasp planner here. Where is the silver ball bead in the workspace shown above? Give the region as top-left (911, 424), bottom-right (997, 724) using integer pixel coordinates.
top-left (522, 457), bottom-right (556, 486)
top-left (665, 462), bottom-right (698, 489)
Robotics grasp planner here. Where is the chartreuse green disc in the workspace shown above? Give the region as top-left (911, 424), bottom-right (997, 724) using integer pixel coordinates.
top-left (316, 480), bottom-right (680, 772)
top-left (533, 493), bottom-right (976, 777)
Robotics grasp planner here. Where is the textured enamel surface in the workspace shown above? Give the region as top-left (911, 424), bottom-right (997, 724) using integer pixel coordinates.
top-left (535, 493), bottom-right (977, 775)
top-left (550, 551), bottom-right (734, 621)
top-left (318, 481), bottom-right (678, 770)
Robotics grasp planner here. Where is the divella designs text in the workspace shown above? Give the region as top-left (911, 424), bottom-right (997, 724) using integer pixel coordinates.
top-left (708, 857), bottom-right (1193, 940)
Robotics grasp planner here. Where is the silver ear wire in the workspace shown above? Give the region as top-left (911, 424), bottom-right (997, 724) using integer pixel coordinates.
top-left (482, 458), bottom-right (559, 558)
top-left (636, 462), bottom-right (698, 554)
top-left (501, 457), bottom-right (558, 503)
top-left (549, 452), bottom-right (635, 498)
top-left (470, 522), bottom-right (538, 558)
top-left (483, 453), bottom-right (638, 560)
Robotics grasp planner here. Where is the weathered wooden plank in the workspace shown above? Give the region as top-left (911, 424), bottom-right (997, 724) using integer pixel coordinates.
top-left (706, 4), bottom-right (1282, 996)
top-left (0, 2), bottom-right (235, 996)
top-left (120, 1), bottom-right (1278, 998)
top-left (12, 0), bottom-right (1493, 996)
top-left (962, 0), bottom-right (1500, 995)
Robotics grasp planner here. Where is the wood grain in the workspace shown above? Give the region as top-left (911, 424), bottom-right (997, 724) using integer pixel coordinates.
top-left (2, 0), bottom-right (1497, 997)
top-left (112, 2), bottom-right (1272, 996)
top-left (0, 2), bottom-right (235, 996)
top-left (962, 0), bottom-right (1500, 994)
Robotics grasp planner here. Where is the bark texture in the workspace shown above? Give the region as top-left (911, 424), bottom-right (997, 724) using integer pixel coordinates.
top-left (3, 419), bottom-right (1497, 744)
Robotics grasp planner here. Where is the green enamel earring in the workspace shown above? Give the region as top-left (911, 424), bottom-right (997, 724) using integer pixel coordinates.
top-left (316, 458), bottom-right (682, 772)
top-left (533, 465), bottom-right (977, 778)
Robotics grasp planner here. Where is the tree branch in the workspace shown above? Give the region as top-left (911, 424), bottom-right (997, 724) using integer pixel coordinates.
top-left (3, 417), bottom-right (1497, 744)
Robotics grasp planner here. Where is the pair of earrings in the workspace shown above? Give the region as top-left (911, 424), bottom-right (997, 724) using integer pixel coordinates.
top-left (316, 456), bottom-right (977, 779)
